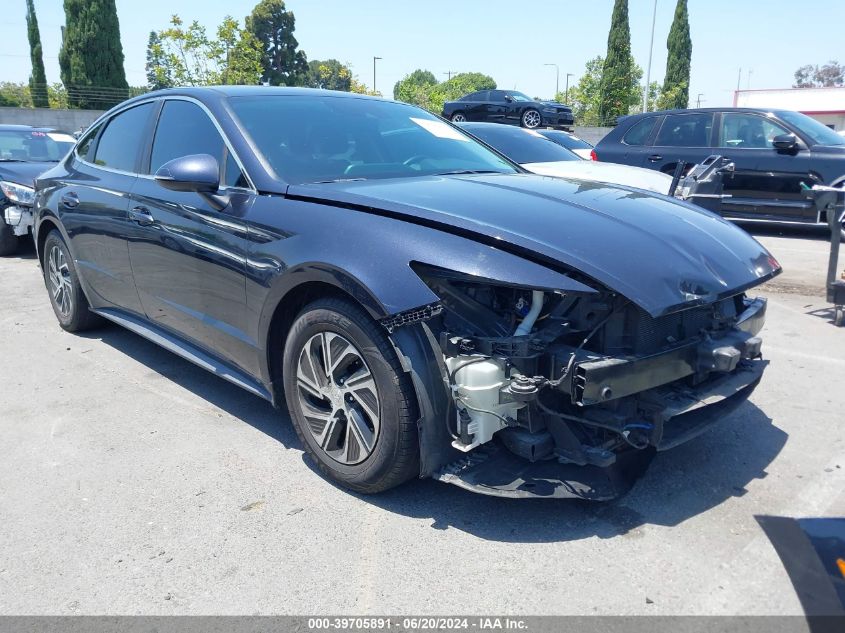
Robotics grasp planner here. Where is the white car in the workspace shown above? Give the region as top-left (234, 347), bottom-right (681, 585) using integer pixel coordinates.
top-left (459, 122), bottom-right (673, 195)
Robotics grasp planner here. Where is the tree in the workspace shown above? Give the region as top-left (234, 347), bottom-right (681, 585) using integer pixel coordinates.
top-left (568, 56), bottom-right (642, 125)
top-left (59, 0), bottom-right (129, 109)
top-left (146, 31), bottom-right (174, 90)
top-left (26, 0), bottom-right (49, 108)
top-left (0, 82), bottom-right (32, 108)
top-left (793, 61), bottom-right (844, 88)
top-left (598, 0), bottom-right (636, 125)
top-left (152, 15), bottom-right (263, 86)
top-left (245, 0), bottom-right (308, 86)
top-left (663, 0), bottom-right (691, 109)
top-left (306, 59), bottom-right (352, 91)
top-left (393, 69), bottom-right (438, 108)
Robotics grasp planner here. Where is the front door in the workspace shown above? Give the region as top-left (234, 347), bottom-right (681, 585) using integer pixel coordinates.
top-left (126, 98), bottom-right (257, 375)
top-left (715, 111), bottom-right (817, 222)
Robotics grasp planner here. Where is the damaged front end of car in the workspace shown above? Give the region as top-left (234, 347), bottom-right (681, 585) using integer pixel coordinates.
top-left (397, 263), bottom-right (770, 500)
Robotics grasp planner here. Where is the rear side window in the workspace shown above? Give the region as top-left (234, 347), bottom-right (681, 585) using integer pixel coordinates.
top-left (93, 102), bottom-right (155, 172)
top-left (655, 113), bottom-right (713, 147)
top-left (622, 117), bottom-right (657, 146)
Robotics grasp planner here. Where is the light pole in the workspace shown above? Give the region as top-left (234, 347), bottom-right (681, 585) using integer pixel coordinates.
top-left (544, 63), bottom-right (559, 98)
top-left (565, 73), bottom-right (574, 103)
top-left (696, 93), bottom-right (704, 108)
top-left (642, 0), bottom-right (658, 112)
top-left (373, 56), bottom-right (382, 94)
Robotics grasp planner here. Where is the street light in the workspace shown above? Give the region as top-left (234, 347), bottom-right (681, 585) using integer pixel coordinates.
top-left (373, 56), bottom-right (382, 94)
top-left (565, 73), bottom-right (574, 104)
top-left (696, 93), bottom-right (705, 108)
top-left (544, 63), bottom-right (559, 98)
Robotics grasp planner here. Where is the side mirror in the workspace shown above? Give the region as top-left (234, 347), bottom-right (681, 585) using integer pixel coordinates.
top-left (155, 154), bottom-right (220, 193)
top-left (772, 133), bottom-right (798, 151)
top-left (504, 95), bottom-right (513, 103)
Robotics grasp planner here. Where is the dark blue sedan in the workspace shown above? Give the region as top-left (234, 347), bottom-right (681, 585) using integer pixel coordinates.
top-left (34, 87), bottom-right (779, 499)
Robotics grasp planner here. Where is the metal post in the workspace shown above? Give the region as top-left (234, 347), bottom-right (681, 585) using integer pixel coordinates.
top-left (642, 0), bottom-right (658, 112)
top-left (373, 56), bottom-right (382, 94)
top-left (565, 73), bottom-right (573, 103)
top-left (696, 93), bottom-right (704, 108)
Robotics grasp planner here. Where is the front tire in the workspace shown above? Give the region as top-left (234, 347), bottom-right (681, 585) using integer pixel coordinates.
top-left (521, 108), bottom-right (542, 129)
top-left (282, 297), bottom-right (420, 494)
top-left (0, 216), bottom-right (19, 256)
top-left (42, 230), bottom-right (104, 332)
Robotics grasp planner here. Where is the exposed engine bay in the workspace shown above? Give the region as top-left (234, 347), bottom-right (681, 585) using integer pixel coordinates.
top-left (408, 264), bottom-right (768, 499)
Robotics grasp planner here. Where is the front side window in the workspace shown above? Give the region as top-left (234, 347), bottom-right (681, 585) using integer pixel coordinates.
top-left (718, 113), bottom-right (790, 149)
top-left (228, 95), bottom-right (517, 185)
top-left (654, 113), bottom-right (713, 147)
top-left (93, 102), bottom-right (155, 171)
top-left (75, 123), bottom-right (102, 162)
top-left (623, 117), bottom-right (657, 146)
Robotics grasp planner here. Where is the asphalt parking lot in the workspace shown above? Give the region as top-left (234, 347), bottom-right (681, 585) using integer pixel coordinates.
top-left (0, 223), bottom-right (843, 616)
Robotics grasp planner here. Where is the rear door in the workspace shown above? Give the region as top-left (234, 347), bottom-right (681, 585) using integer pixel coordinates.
top-left (57, 102), bottom-right (156, 315)
top-left (126, 98), bottom-right (257, 374)
top-left (714, 111), bottom-right (817, 222)
top-left (644, 112), bottom-right (715, 173)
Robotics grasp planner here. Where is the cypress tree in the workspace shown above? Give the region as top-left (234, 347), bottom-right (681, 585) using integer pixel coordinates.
top-left (663, 0), bottom-right (692, 109)
top-left (598, 0), bottom-right (634, 125)
top-left (59, 0), bottom-right (129, 109)
top-left (26, 0), bottom-right (50, 108)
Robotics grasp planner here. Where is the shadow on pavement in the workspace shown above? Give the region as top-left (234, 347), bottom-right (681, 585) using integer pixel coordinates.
top-left (82, 322), bottom-right (787, 544)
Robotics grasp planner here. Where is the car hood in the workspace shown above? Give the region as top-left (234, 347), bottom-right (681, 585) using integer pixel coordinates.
top-left (288, 173), bottom-right (780, 317)
top-left (0, 161), bottom-right (56, 187)
top-left (523, 160), bottom-right (673, 194)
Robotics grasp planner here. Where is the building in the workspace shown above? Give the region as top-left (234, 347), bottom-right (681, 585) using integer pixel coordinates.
top-left (734, 87), bottom-right (845, 131)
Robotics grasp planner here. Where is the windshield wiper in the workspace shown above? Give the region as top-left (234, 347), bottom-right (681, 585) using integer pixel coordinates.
top-left (434, 169), bottom-right (507, 176)
top-left (311, 177), bottom-right (368, 184)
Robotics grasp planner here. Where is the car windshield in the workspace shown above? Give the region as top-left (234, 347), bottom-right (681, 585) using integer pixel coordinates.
top-left (778, 110), bottom-right (845, 146)
top-left (462, 125), bottom-right (580, 164)
top-left (227, 95), bottom-right (517, 184)
top-left (509, 92), bottom-right (533, 102)
top-left (0, 129), bottom-right (75, 162)
top-left (538, 130), bottom-right (593, 150)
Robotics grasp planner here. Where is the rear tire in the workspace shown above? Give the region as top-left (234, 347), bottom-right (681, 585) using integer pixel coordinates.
top-left (282, 297), bottom-right (420, 494)
top-left (0, 217), bottom-right (19, 256)
top-left (450, 112), bottom-right (467, 123)
top-left (42, 230), bottom-right (104, 332)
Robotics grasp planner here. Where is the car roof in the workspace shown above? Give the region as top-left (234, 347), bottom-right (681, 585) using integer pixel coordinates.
top-left (624, 107), bottom-right (791, 120)
top-left (121, 85), bottom-right (390, 104)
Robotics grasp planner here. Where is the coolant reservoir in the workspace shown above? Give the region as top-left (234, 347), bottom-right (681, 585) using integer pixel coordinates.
top-left (445, 357), bottom-right (523, 451)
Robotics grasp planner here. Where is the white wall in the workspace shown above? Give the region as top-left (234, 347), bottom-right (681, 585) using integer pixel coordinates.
top-left (0, 107), bottom-right (104, 132)
top-left (734, 87), bottom-right (845, 130)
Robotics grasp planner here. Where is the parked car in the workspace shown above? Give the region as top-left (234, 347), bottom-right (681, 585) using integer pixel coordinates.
top-left (34, 87), bottom-right (779, 499)
top-left (594, 108), bottom-right (845, 236)
top-left (536, 128), bottom-right (595, 160)
top-left (442, 90), bottom-right (574, 130)
top-left (0, 125), bottom-right (75, 255)
top-left (459, 122), bottom-right (673, 194)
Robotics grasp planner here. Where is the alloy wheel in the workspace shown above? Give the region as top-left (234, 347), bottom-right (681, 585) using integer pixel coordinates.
top-left (523, 110), bottom-right (542, 128)
top-left (451, 113), bottom-right (467, 123)
top-left (295, 331), bottom-right (381, 465)
top-left (48, 245), bottom-right (73, 316)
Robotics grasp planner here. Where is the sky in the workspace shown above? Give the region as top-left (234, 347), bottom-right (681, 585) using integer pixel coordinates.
top-left (2, 0), bottom-right (845, 108)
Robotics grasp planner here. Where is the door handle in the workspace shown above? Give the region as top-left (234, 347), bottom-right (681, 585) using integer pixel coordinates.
top-left (648, 154), bottom-right (663, 162)
top-left (128, 206), bottom-right (155, 226)
top-left (61, 192), bottom-right (79, 209)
